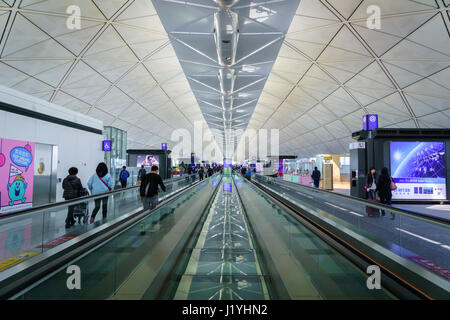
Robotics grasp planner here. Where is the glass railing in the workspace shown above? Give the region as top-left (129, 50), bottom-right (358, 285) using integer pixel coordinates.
top-left (233, 174), bottom-right (395, 299)
top-left (0, 174), bottom-right (201, 273)
top-left (10, 175), bottom-right (222, 300)
top-left (252, 174), bottom-right (450, 299)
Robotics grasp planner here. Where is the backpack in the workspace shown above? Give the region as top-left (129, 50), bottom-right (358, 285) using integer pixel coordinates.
top-left (120, 170), bottom-right (129, 181)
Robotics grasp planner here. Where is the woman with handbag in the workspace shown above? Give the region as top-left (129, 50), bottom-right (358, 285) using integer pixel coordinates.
top-left (376, 167), bottom-right (396, 216)
top-left (365, 168), bottom-right (377, 200)
top-left (87, 162), bottom-right (114, 223)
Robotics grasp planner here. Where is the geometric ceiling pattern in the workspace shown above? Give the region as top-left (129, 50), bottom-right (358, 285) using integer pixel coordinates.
top-left (0, 0), bottom-right (448, 160)
top-left (152, 0), bottom-right (300, 155)
top-left (243, 0), bottom-right (450, 158)
top-left (0, 0), bottom-right (212, 150)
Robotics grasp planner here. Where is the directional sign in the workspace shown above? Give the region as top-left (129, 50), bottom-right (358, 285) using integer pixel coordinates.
top-left (103, 140), bottom-right (111, 152)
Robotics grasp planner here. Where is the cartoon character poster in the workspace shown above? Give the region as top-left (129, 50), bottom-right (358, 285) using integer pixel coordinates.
top-left (0, 138), bottom-right (35, 215)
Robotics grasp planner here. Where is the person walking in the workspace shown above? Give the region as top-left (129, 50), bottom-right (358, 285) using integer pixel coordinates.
top-left (207, 166), bottom-right (213, 177)
top-left (119, 166), bottom-right (130, 188)
top-left (376, 167), bottom-right (395, 217)
top-left (140, 165), bottom-right (167, 210)
top-left (62, 167), bottom-right (83, 228)
top-left (180, 165), bottom-right (184, 176)
top-left (311, 167), bottom-right (321, 188)
top-left (246, 167), bottom-right (253, 181)
top-left (199, 166), bottom-right (204, 181)
top-left (137, 165), bottom-right (146, 184)
top-left (88, 163), bottom-right (113, 223)
top-left (365, 168), bottom-right (377, 200)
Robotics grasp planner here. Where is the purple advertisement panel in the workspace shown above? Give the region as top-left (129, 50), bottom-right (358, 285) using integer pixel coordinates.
top-left (0, 138), bottom-right (35, 215)
top-left (368, 114), bottom-right (378, 131)
top-left (390, 141), bottom-right (446, 200)
top-left (137, 155), bottom-right (160, 167)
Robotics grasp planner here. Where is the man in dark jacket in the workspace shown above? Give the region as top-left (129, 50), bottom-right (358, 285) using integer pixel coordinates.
top-left (207, 166), bottom-right (213, 177)
top-left (376, 167), bottom-right (393, 216)
top-left (62, 167), bottom-right (83, 228)
top-left (137, 165), bottom-right (146, 182)
top-left (311, 167), bottom-right (321, 188)
top-left (140, 165), bottom-right (166, 210)
top-left (199, 166), bottom-right (204, 181)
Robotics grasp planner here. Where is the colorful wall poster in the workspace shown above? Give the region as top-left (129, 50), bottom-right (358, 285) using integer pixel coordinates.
top-left (390, 141), bottom-right (446, 200)
top-left (0, 138), bottom-right (35, 214)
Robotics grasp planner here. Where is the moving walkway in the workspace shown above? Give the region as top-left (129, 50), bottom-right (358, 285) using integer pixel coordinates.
top-left (0, 172), bottom-right (448, 300)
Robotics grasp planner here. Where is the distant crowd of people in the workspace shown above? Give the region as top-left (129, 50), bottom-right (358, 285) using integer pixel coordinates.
top-left (62, 161), bottom-right (397, 229)
top-left (178, 162), bottom-right (223, 180)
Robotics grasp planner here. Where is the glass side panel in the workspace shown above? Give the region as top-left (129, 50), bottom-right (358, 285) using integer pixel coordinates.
top-left (0, 176), bottom-right (199, 273)
top-left (254, 174), bottom-right (450, 285)
top-left (12, 177), bottom-right (219, 300)
top-left (234, 174), bottom-right (395, 300)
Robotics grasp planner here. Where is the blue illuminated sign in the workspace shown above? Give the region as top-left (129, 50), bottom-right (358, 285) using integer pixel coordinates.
top-left (103, 140), bottom-right (111, 152)
top-left (363, 114), bottom-right (378, 131)
top-left (162, 143), bottom-right (167, 150)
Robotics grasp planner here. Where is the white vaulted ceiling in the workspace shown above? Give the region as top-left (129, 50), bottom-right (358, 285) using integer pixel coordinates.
top-left (244, 0), bottom-right (450, 157)
top-left (0, 0), bottom-right (449, 158)
top-left (0, 0), bottom-right (214, 151)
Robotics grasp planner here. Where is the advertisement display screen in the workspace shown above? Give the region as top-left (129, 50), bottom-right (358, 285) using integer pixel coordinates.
top-left (0, 138), bottom-right (35, 215)
top-left (137, 155), bottom-right (160, 167)
top-left (390, 141), bottom-right (446, 200)
top-left (256, 162), bottom-right (263, 173)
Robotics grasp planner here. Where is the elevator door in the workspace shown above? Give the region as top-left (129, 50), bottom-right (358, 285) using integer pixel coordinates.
top-left (33, 144), bottom-right (54, 206)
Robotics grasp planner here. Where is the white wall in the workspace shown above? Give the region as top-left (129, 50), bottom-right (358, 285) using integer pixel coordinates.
top-left (0, 85), bottom-right (104, 202)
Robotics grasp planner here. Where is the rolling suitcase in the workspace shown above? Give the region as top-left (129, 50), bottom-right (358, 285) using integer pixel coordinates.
top-left (366, 199), bottom-right (380, 217)
top-left (73, 188), bottom-right (90, 224)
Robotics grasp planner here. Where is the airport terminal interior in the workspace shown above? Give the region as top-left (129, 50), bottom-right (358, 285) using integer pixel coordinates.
top-left (0, 0), bottom-right (448, 302)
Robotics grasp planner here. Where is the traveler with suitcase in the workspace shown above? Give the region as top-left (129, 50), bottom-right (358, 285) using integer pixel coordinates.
top-left (62, 167), bottom-right (84, 228)
top-left (365, 168), bottom-right (377, 200)
top-left (376, 167), bottom-right (395, 217)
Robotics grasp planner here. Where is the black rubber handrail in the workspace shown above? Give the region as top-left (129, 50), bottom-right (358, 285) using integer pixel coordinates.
top-left (245, 174), bottom-right (446, 299)
top-left (0, 175), bottom-right (194, 220)
top-left (0, 175), bottom-right (215, 299)
top-left (256, 174), bottom-right (450, 225)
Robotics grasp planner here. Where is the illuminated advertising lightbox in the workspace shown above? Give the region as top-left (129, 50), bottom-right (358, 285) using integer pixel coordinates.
top-left (0, 138), bottom-right (35, 215)
top-left (256, 162), bottom-right (263, 173)
top-left (137, 155), bottom-right (160, 167)
top-left (390, 142), bottom-right (446, 200)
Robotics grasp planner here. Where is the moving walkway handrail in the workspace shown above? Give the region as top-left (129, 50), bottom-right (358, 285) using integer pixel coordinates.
top-left (0, 175), bottom-right (190, 221)
top-left (0, 174), bottom-right (217, 299)
top-left (255, 174), bottom-right (450, 225)
top-left (248, 174), bottom-right (449, 299)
